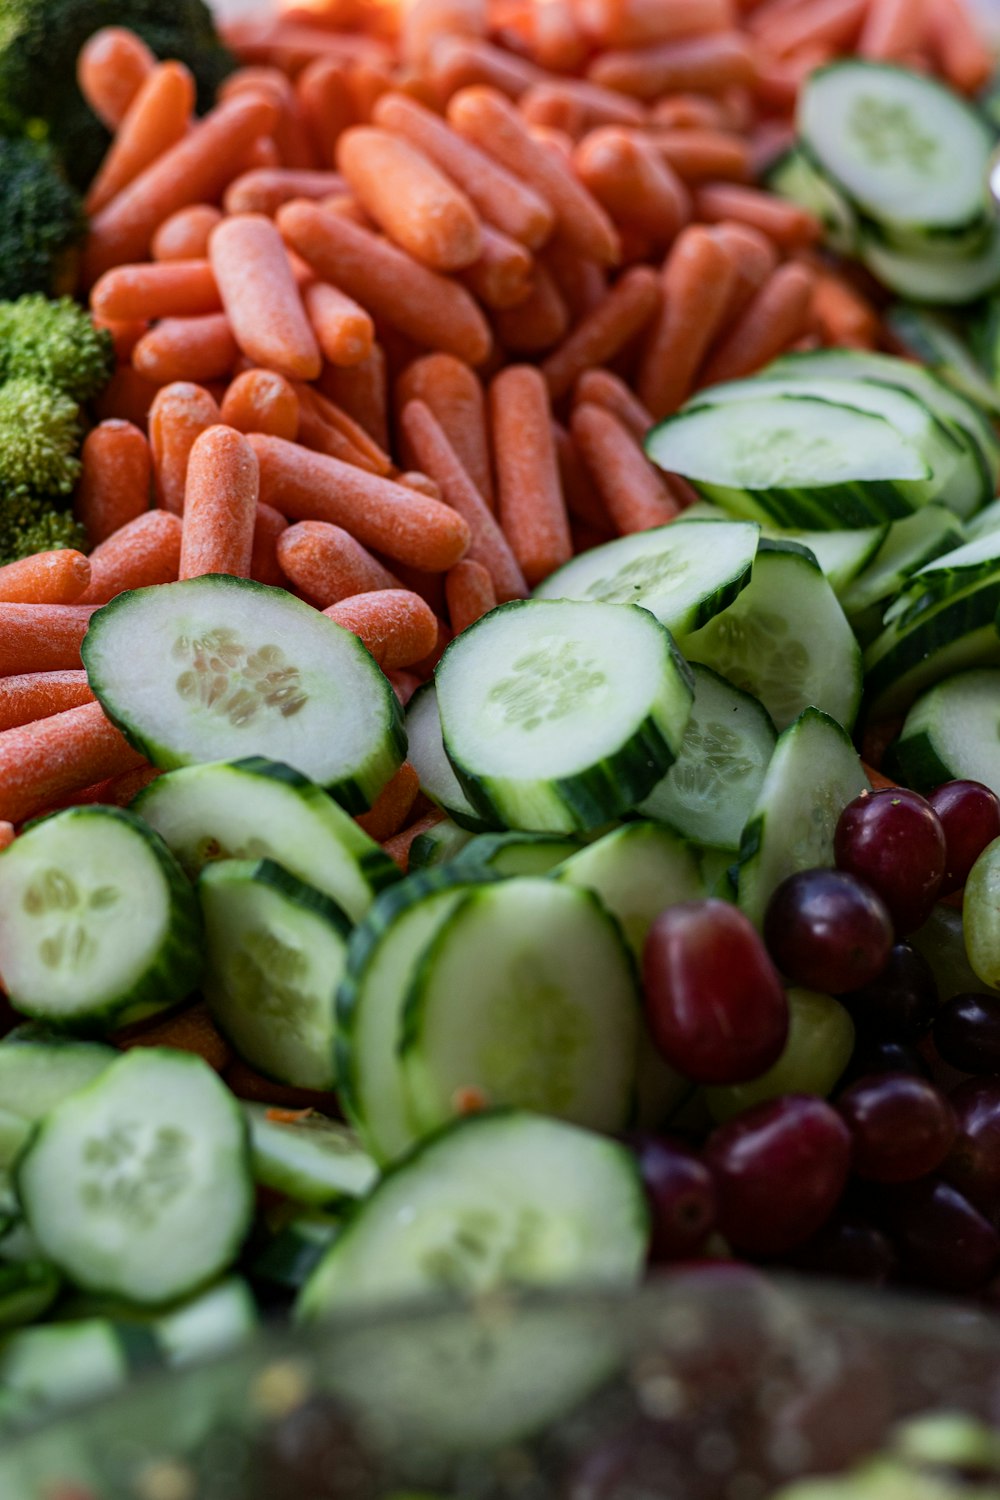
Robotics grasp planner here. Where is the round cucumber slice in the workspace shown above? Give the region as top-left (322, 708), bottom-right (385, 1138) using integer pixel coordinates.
top-left (892, 669), bottom-right (1000, 795)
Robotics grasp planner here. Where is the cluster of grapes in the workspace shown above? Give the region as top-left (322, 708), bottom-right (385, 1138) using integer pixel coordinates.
top-left (634, 780), bottom-right (1000, 1296)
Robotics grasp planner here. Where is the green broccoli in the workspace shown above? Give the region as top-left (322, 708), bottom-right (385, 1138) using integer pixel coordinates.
top-left (0, 295), bottom-right (114, 402)
top-left (0, 378), bottom-right (83, 502)
top-left (0, 137), bottom-right (87, 302)
top-left (0, 0), bottom-right (235, 191)
top-left (0, 506), bottom-right (87, 564)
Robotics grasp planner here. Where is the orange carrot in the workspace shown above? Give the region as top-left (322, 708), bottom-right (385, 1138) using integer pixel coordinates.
top-left (0, 605), bottom-right (98, 677)
top-left (929, 0), bottom-right (993, 93)
top-left (0, 551), bottom-right (91, 608)
top-left (386, 669), bottom-right (422, 706)
top-left (540, 264), bottom-right (662, 399)
top-left (295, 384), bottom-right (393, 474)
top-left (0, 672), bottom-right (95, 733)
top-left (490, 366), bottom-right (571, 587)
top-left (152, 205), bottom-right (224, 263)
top-left (278, 520), bottom-right (399, 605)
top-left (446, 557), bottom-right (497, 633)
top-left (92, 315), bottom-right (149, 362)
top-left (396, 353), bottom-right (495, 510)
top-left (397, 472), bottom-right (443, 503)
top-left (710, 219), bottom-right (780, 322)
top-left (79, 511), bottom-right (184, 606)
top-left (693, 183), bottom-right (823, 249)
top-left (571, 402), bottom-right (680, 533)
top-left (86, 62), bottom-right (195, 216)
top-left (0, 821), bottom-right (14, 851)
top-left (493, 261), bottom-right (571, 352)
top-left (318, 344), bottom-right (389, 449)
top-left (401, 0), bottom-right (487, 69)
top-left (755, 0), bottom-right (867, 55)
top-left (650, 94), bottom-right (732, 129)
top-left (553, 420), bottom-right (612, 531)
top-left (811, 269), bottom-right (880, 350)
top-left (250, 434), bottom-right (471, 571)
top-left (700, 261), bottom-right (818, 384)
top-left (0, 702), bottom-right (147, 827)
top-left (324, 590), bottom-right (439, 668)
top-left (83, 93), bottom-right (280, 285)
top-left (303, 280), bottom-right (374, 366)
top-left (574, 368), bottom-right (653, 440)
top-left (637, 224), bottom-right (738, 418)
top-left (277, 198), bottom-right (492, 365)
top-left (448, 87), bottom-right (620, 266)
top-left (647, 127), bottom-right (752, 183)
top-left (221, 369), bottom-right (301, 440)
top-left (578, 0), bottom-right (733, 47)
top-left (371, 91), bottom-right (555, 250)
top-left (519, 84), bottom-right (588, 140)
top-left (524, 0), bottom-right (589, 71)
top-left (859, 0), bottom-right (927, 56)
top-left (209, 214), bottom-right (321, 382)
top-left (296, 56), bottom-right (357, 163)
top-left (355, 761), bottom-right (421, 840)
top-left (459, 225), bottom-right (534, 310)
top-left (250, 502), bottom-right (289, 588)
top-left (117, 1000), bottom-right (232, 1073)
top-left (400, 399), bottom-right (527, 600)
top-left (93, 366), bottom-right (161, 430)
top-left (133, 315), bottom-right (240, 386)
top-left (540, 235), bottom-right (608, 321)
top-left (574, 127), bottom-right (692, 238)
top-left (91, 261), bottom-right (221, 323)
top-left (382, 809), bottom-right (447, 872)
top-left (224, 168), bottom-right (348, 216)
top-left (77, 27), bottom-right (156, 131)
top-left (148, 382), bottom-right (221, 515)
top-left (588, 32), bottom-right (756, 98)
top-left (179, 427), bottom-right (260, 581)
top-left (75, 420), bottom-right (152, 547)
top-left (431, 35), bottom-right (544, 99)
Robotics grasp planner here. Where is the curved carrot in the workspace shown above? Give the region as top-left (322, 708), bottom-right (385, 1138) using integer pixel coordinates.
top-left (221, 369), bottom-right (301, 440)
top-left (318, 344), bottom-right (389, 450)
top-left (571, 402), bottom-right (680, 534)
top-left (80, 511), bottom-right (184, 606)
top-left (692, 184), bottom-right (823, 250)
top-left (224, 168), bottom-right (348, 217)
top-left (541, 264), bottom-right (662, 399)
top-left (210, 214), bottom-right (321, 382)
top-left (149, 382), bottom-right (221, 515)
top-left (637, 224), bottom-right (738, 418)
top-left (0, 672), bottom-right (95, 733)
top-left (251, 503), bottom-right (290, 588)
top-left (587, 32), bottom-right (756, 98)
top-left (324, 590), bottom-right (439, 669)
top-left (574, 369), bottom-right (653, 441)
top-left (0, 702), bottom-right (147, 827)
top-left (0, 605), bottom-right (98, 677)
top-left (295, 384), bottom-right (393, 474)
top-left (493, 261), bottom-right (570, 353)
top-left (77, 27), bottom-right (156, 131)
top-left (355, 761), bottom-right (421, 841)
top-left (396, 353), bottom-right (495, 511)
top-left (180, 427), bottom-right (260, 581)
top-left (304, 281), bottom-right (374, 367)
top-left (91, 261), bottom-right (222, 323)
top-left (459, 225), bottom-right (534, 311)
top-left (490, 366), bottom-right (571, 587)
top-left (0, 551), bottom-right (91, 607)
top-left (152, 205), bottom-right (224, 263)
top-left (133, 316), bottom-right (240, 387)
top-left (574, 127), bottom-right (691, 238)
top-left (86, 62), bottom-right (195, 216)
top-left (446, 558), bottom-right (497, 634)
top-left (700, 262), bottom-right (818, 386)
top-left (277, 521), bottom-right (400, 606)
top-left (296, 57), bottom-right (357, 164)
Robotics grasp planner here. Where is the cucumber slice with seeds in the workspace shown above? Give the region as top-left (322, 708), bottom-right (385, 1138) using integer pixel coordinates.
top-left (556, 821), bottom-right (703, 957)
top-left (436, 599), bottom-right (694, 833)
top-left (83, 577), bottom-right (405, 812)
top-left (405, 683), bottom-right (496, 832)
top-left (199, 859), bottom-right (352, 1092)
top-left (134, 758), bottom-right (397, 922)
top-left (449, 829), bottom-right (581, 876)
top-left (864, 577), bottom-right (1000, 719)
top-left (243, 1104), bottom-right (378, 1206)
top-left (0, 1030), bottom-right (115, 1121)
top-left (892, 669), bottom-right (1000, 795)
top-left (0, 807), bottom-right (202, 1032)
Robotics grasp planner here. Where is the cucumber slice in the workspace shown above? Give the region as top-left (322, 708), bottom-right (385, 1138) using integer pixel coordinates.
top-left (401, 878), bottom-right (638, 1136)
top-left (405, 684), bottom-right (496, 832)
top-left (199, 859), bottom-right (351, 1091)
top-left (133, 757), bottom-right (398, 922)
top-left (83, 577), bottom-right (405, 812)
top-left (0, 1261), bottom-right (61, 1331)
top-left (862, 224), bottom-right (1000, 306)
top-left (532, 520), bottom-right (759, 636)
top-left (449, 829), bottom-right (581, 876)
top-left (966, 498), bottom-right (1000, 542)
top-left (737, 708), bottom-right (870, 927)
top-left (0, 1110), bottom-right (31, 1172)
top-left (765, 146), bottom-right (858, 255)
top-left (901, 528), bottom-right (1000, 611)
top-left (0, 807), bottom-right (202, 1032)
top-left (16, 1048), bottom-right (253, 1304)
top-left (0, 1320), bottom-right (157, 1422)
top-left (155, 1276), bottom-right (258, 1368)
top-left (887, 304), bottom-right (1000, 416)
top-left (892, 669), bottom-right (1000, 794)
top-left (248, 1206), bottom-right (340, 1294)
top-left (799, 62), bottom-right (995, 239)
top-left (841, 504), bottom-right (967, 621)
top-left (683, 543), bottom-right (863, 733)
top-left (637, 665), bottom-right (777, 849)
top-left (436, 599), bottom-right (694, 833)
top-left (646, 395), bottom-right (930, 529)
top-left (0, 1030), bottom-right (115, 1121)
top-left (408, 816), bottom-right (473, 871)
top-left (243, 1104), bottom-right (377, 1206)
top-left (556, 821), bottom-right (703, 957)
top-left (674, 501), bottom-right (888, 597)
top-left (863, 578), bottom-right (1000, 720)
top-left (296, 1110), bottom-right (648, 1316)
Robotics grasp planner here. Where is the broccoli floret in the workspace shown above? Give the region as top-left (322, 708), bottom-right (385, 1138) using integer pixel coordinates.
top-left (0, 138), bottom-right (86, 302)
top-left (0, 295), bottom-right (114, 402)
top-left (0, 0), bottom-right (235, 191)
top-left (0, 505), bottom-right (87, 564)
top-left (0, 378), bottom-right (83, 500)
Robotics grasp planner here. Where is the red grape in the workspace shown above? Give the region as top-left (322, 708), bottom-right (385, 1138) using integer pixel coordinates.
top-left (642, 900), bottom-right (788, 1085)
top-left (841, 942), bottom-right (938, 1041)
top-left (788, 1212), bottom-right (897, 1285)
top-left (837, 1073), bottom-right (957, 1183)
top-left (929, 780), bottom-right (1000, 894)
top-left (933, 992), bottom-right (1000, 1075)
top-left (627, 1134), bottom-right (717, 1263)
top-left (763, 868), bottom-right (893, 994)
top-left (842, 1036), bottom-right (930, 1086)
top-left (881, 1178), bottom-right (1000, 1292)
top-left (834, 788), bottom-right (946, 934)
top-left (704, 1095), bottom-right (851, 1255)
top-left (942, 1077), bottom-right (1000, 1221)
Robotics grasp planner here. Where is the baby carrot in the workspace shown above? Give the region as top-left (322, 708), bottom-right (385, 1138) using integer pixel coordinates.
top-left (637, 224), bottom-right (738, 418)
top-left (401, 0), bottom-right (487, 69)
top-left (386, 670), bottom-right (422, 707)
top-left (209, 215), bottom-right (321, 382)
top-left (86, 62), bottom-right (195, 216)
top-left (700, 261), bottom-right (818, 385)
top-left (0, 672), bottom-right (94, 733)
top-left (179, 427), bottom-right (260, 581)
top-left (295, 385), bottom-right (392, 474)
top-left (251, 503), bottom-right (289, 589)
top-left (278, 520), bottom-right (399, 605)
top-left (526, 0), bottom-right (589, 72)
top-left (431, 36), bottom-right (544, 99)
top-left (133, 315), bottom-right (240, 387)
top-left (249, 435), bottom-right (471, 571)
top-left (0, 822), bottom-right (14, 851)
top-left (0, 605), bottom-right (98, 677)
top-left (755, 0), bottom-right (867, 56)
top-left (448, 87), bottom-right (620, 266)
top-left (83, 93), bottom-right (280, 285)
top-left (371, 92), bottom-right (555, 250)
top-left (296, 57), bottom-right (357, 164)
top-left (929, 0), bottom-right (993, 93)
top-left (355, 761), bottom-right (421, 841)
top-left (571, 402), bottom-right (680, 533)
top-left (93, 366), bottom-right (161, 431)
top-left (91, 261), bottom-right (222, 323)
top-left (303, 281), bottom-right (375, 367)
top-left (540, 236), bottom-right (607, 322)
top-left (400, 400), bottom-right (527, 601)
top-left (221, 369), bottom-right (301, 440)
top-left (382, 809), bottom-right (447, 873)
top-left (75, 420), bottom-right (151, 547)
top-left (579, 0), bottom-right (732, 47)
top-left (152, 206), bottom-right (224, 263)
top-left (0, 551), bottom-right (91, 607)
top-left (574, 127), bottom-right (691, 238)
top-left (493, 261), bottom-right (570, 353)
top-left (446, 558), bottom-right (497, 634)
top-left (553, 422), bottom-right (613, 532)
top-left (397, 473), bottom-right (443, 503)
top-left (318, 344), bottom-right (389, 450)
top-left (277, 199), bottom-right (493, 365)
top-left (149, 383), bottom-right (221, 515)
top-left (490, 366), bottom-right (571, 587)
top-left (396, 353), bottom-right (495, 510)
top-left (92, 315), bottom-right (149, 363)
top-left (810, 269), bottom-right (880, 350)
top-left (519, 85), bottom-right (588, 141)
top-left (336, 126), bottom-right (483, 272)
top-left (325, 590), bottom-right (439, 669)
top-left (650, 94), bottom-right (731, 130)
top-left (224, 168), bottom-right (349, 217)
top-left (588, 32), bottom-right (756, 98)
top-left (693, 184), bottom-right (823, 249)
top-left (117, 999), bottom-right (231, 1073)
top-left (540, 264), bottom-right (662, 400)
top-left (860, 0), bottom-right (927, 57)
top-left (77, 27), bottom-right (155, 131)
top-left (574, 369), bottom-right (653, 440)
top-left (647, 128), bottom-right (752, 183)
top-left (80, 511), bottom-right (184, 606)
top-left (460, 225), bottom-right (534, 310)
top-left (0, 702), bottom-right (147, 827)
top-left (710, 219), bottom-right (780, 323)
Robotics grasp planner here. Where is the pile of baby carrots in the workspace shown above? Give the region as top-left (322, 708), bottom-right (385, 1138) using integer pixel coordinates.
top-left (0, 0), bottom-right (992, 868)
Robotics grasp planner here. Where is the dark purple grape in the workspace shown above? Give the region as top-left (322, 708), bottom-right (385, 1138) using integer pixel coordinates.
top-left (627, 1134), bottom-right (717, 1262)
top-left (943, 1077), bottom-right (1000, 1222)
top-left (934, 992), bottom-right (1000, 1075)
top-left (763, 868), bottom-right (893, 994)
top-left (838, 1073), bottom-right (957, 1183)
top-left (841, 942), bottom-right (938, 1041)
top-left (642, 900), bottom-right (788, 1085)
top-left (834, 788), bottom-right (947, 934)
top-left (843, 1036), bottom-right (931, 1086)
top-left (881, 1178), bottom-right (1000, 1293)
top-left (704, 1095), bottom-right (851, 1256)
top-left (786, 1212), bottom-right (898, 1285)
top-left (929, 780), bottom-right (1000, 894)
